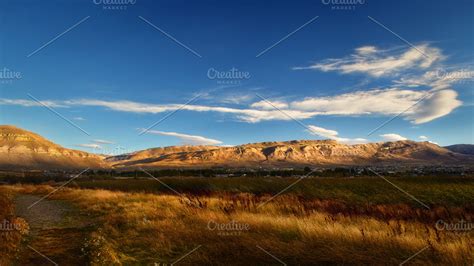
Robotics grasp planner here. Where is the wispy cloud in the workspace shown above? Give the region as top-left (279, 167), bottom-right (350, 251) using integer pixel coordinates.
top-left (220, 94), bottom-right (255, 105)
top-left (72, 117), bottom-right (85, 121)
top-left (291, 44), bottom-right (463, 124)
top-left (418, 135), bottom-right (428, 141)
top-left (417, 135), bottom-right (438, 145)
top-left (290, 88), bottom-right (461, 124)
top-left (355, 46), bottom-right (378, 55)
top-left (75, 143), bottom-right (102, 149)
top-left (73, 140), bottom-right (114, 151)
top-left (0, 87), bottom-right (461, 125)
top-left (380, 133), bottom-right (407, 141)
top-left (92, 139), bottom-right (114, 145)
top-left (251, 100), bottom-right (289, 110)
top-left (0, 98), bottom-right (66, 108)
top-left (60, 98), bottom-right (321, 123)
top-left (307, 125), bottom-right (368, 144)
top-left (141, 129), bottom-right (223, 145)
top-left (291, 88), bottom-right (422, 114)
top-left (293, 44), bottom-right (443, 77)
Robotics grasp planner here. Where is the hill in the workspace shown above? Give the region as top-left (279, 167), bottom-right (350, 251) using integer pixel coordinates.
top-left (0, 125), bottom-right (107, 170)
top-left (444, 144), bottom-right (474, 155)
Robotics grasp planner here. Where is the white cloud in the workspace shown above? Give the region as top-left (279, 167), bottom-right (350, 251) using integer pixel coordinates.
top-left (142, 130), bottom-right (223, 145)
top-left (65, 98), bottom-right (319, 123)
top-left (0, 87), bottom-right (462, 124)
top-left (380, 133), bottom-right (407, 141)
top-left (250, 100), bottom-right (289, 110)
top-left (92, 139), bottom-right (114, 145)
top-left (289, 44), bottom-right (462, 124)
top-left (72, 117), bottom-right (85, 121)
top-left (294, 44), bottom-right (443, 77)
top-left (355, 46), bottom-right (378, 55)
top-left (406, 89), bottom-right (462, 124)
top-left (95, 88), bottom-right (460, 124)
top-left (291, 88), bottom-right (462, 124)
top-left (220, 94), bottom-right (255, 104)
top-left (291, 88), bottom-right (423, 115)
top-left (0, 98), bottom-right (66, 108)
top-left (307, 125), bottom-right (368, 144)
top-left (76, 143), bottom-right (102, 149)
top-left (0, 97), bottom-right (319, 123)
top-left (418, 135), bottom-right (428, 141)
top-left (307, 125), bottom-right (339, 138)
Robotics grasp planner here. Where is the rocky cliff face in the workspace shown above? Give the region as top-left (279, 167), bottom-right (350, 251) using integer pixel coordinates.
top-left (108, 139), bottom-right (471, 169)
top-left (0, 125), bottom-right (107, 170)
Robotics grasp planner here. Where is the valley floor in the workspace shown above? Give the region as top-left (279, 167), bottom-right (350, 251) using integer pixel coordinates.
top-left (0, 177), bottom-right (473, 265)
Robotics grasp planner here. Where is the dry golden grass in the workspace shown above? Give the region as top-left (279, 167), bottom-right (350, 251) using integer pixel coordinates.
top-left (2, 184), bottom-right (473, 265)
top-left (0, 187), bottom-right (29, 265)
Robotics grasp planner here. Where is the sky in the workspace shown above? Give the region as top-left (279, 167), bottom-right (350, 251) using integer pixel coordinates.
top-left (1, 0), bottom-right (473, 154)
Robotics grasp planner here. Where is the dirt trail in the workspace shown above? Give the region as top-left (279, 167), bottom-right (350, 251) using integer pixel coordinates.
top-left (14, 194), bottom-right (92, 265)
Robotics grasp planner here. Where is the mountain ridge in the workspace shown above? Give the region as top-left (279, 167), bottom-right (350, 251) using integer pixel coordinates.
top-left (109, 138), bottom-right (471, 169)
top-left (1, 125), bottom-right (472, 170)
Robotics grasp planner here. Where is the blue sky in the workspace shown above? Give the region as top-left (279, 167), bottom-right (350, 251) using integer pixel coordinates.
top-left (1, 0), bottom-right (473, 154)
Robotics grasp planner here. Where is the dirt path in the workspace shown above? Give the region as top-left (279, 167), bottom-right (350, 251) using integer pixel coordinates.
top-left (13, 194), bottom-right (93, 265)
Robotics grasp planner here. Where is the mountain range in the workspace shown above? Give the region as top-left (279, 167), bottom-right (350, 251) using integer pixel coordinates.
top-left (1, 125), bottom-right (473, 170)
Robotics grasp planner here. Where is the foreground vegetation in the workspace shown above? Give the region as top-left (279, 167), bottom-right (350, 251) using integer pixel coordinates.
top-left (0, 187), bottom-right (29, 265)
top-left (1, 176), bottom-right (472, 265)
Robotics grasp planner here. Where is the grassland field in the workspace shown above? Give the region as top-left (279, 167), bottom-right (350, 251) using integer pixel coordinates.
top-left (0, 175), bottom-right (473, 265)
